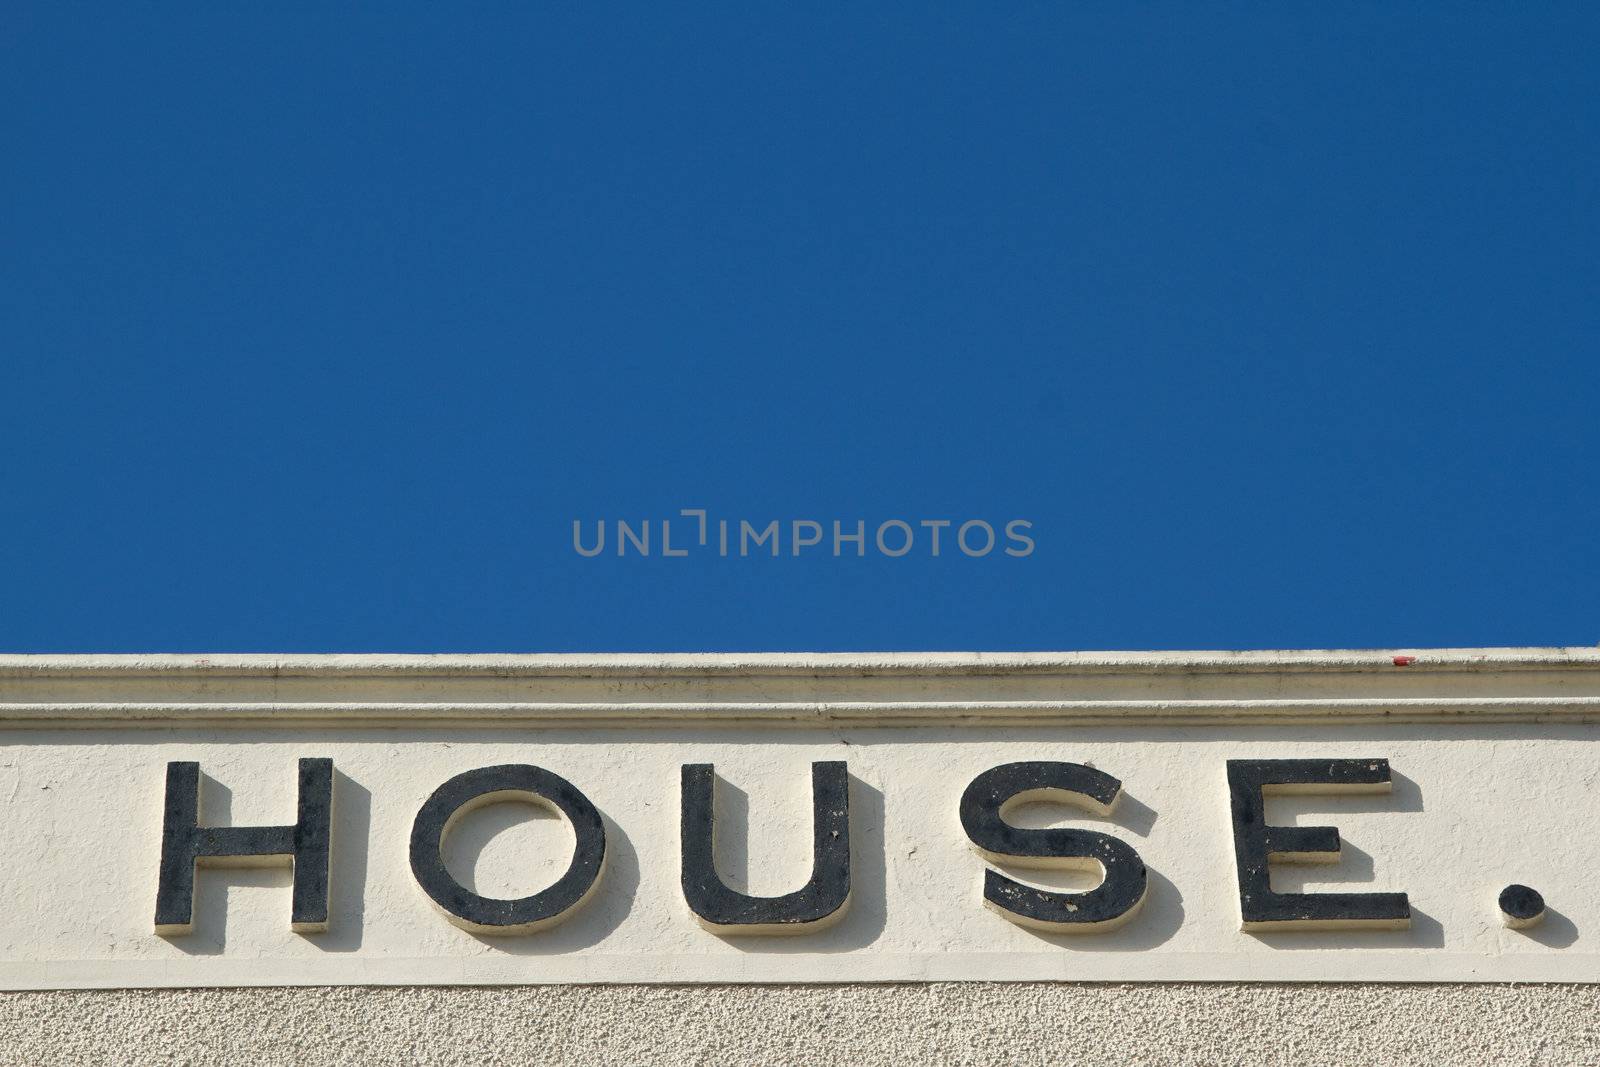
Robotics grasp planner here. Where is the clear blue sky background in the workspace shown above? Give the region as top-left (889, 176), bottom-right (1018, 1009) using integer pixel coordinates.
top-left (3, 7), bottom-right (1596, 653)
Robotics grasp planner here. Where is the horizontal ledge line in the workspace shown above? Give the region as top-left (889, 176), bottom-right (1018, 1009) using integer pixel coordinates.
top-left (0, 648), bottom-right (1598, 679)
top-left (7, 949), bottom-right (1600, 988)
top-left (0, 697), bottom-right (1596, 728)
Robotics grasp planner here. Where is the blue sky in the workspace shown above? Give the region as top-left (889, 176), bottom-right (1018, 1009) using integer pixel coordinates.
top-left (3, 7), bottom-right (1597, 653)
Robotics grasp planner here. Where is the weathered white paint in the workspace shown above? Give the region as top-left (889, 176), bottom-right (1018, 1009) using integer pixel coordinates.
top-left (0, 649), bottom-right (1596, 990)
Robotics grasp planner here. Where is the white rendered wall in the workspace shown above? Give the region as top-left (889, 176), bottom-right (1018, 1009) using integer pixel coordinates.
top-left (1, 983), bottom-right (1596, 1066)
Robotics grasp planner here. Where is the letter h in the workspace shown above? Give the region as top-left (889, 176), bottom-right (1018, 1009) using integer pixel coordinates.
top-left (154, 759), bottom-right (334, 935)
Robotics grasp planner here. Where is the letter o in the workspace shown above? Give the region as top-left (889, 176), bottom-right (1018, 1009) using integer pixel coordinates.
top-left (958, 520), bottom-right (995, 557)
top-left (876, 520), bottom-right (914, 557)
top-left (409, 764), bottom-right (607, 934)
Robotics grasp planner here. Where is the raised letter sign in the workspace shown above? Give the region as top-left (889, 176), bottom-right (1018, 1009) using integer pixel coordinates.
top-left (1226, 758), bottom-right (1411, 931)
top-left (680, 761), bottom-right (851, 934)
top-left (154, 758), bottom-right (334, 935)
top-left (409, 764), bottom-right (606, 934)
top-left (960, 761), bottom-right (1147, 931)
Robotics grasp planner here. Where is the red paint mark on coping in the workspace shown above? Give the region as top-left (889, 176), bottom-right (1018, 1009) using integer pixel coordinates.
top-left (1393, 655), bottom-right (1416, 667)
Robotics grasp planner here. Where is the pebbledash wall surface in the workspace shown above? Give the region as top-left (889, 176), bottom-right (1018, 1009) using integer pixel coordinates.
top-left (2, 650), bottom-right (1600, 1065)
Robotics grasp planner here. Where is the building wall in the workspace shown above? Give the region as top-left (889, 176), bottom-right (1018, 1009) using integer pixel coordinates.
top-left (6, 652), bottom-right (1600, 1063)
top-left (2, 983), bottom-right (1593, 1065)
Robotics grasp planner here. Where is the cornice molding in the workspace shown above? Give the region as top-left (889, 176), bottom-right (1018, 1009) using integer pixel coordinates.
top-left (0, 648), bottom-right (1597, 728)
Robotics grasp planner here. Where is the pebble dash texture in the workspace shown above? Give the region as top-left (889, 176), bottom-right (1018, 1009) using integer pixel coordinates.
top-left (0, 983), bottom-right (1596, 1065)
